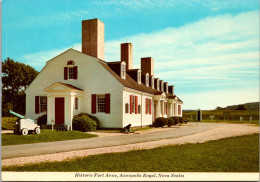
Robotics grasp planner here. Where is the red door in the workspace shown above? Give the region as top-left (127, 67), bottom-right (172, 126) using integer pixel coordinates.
top-left (55, 97), bottom-right (65, 125)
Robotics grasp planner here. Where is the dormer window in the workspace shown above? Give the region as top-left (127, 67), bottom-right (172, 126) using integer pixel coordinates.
top-left (151, 76), bottom-right (154, 89)
top-left (64, 60), bottom-right (78, 80)
top-left (145, 73), bottom-right (149, 87)
top-left (157, 79), bottom-right (160, 91)
top-left (166, 83), bottom-right (168, 94)
top-left (121, 62), bottom-right (126, 79)
top-left (161, 81), bottom-right (164, 92)
top-left (137, 70), bottom-right (141, 84)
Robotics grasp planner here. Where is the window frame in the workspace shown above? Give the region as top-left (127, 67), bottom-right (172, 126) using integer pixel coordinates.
top-left (145, 73), bottom-right (149, 87)
top-left (121, 62), bottom-right (126, 79)
top-left (131, 96), bottom-right (135, 113)
top-left (137, 70), bottom-right (141, 84)
top-left (147, 99), bottom-right (151, 114)
top-left (151, 76), bottom-right (154, 89)
top-left (161, 81), bottom-right (164, 92)
top-left (68, 66), bottom-right (74, 79)
top-left (157, 80), bottom-right (160, 91)
top-left (97, 94), bottom-right (106, 113)
top-left (39, 96), bottom-right (47, 113)
top-left (75, 97), bottom-right (79, 110)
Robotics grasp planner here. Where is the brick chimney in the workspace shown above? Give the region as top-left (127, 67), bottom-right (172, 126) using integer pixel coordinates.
top-left (82, 19), bottom-right (104, 60)
top-left (141, 57), bottom-right (154, 76)
top-left (121, 43), bottom-right (133, 70)
top-left (168, 85), bottom-right (175, 95)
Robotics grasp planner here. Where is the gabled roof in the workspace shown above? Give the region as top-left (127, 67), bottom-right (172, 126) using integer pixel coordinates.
top-left (99, 62), bottom-right (154, 94)
top-left (45, 82), bottom-right (83, 92)
top-left (100, 60), bottom-right (182, 102)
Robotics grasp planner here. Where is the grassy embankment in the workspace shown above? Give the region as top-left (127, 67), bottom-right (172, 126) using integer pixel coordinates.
top-left (2, 129), bottom-right (97, 146)
top-left (1, 117), bottom-right (97, 145)
top-left (2, 133), bottom-right (259, 172)
top-left (183, 110), bottom-right (259, 125)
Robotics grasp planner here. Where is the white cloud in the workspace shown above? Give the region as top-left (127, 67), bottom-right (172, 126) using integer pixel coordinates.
top-left (23, 43), bottom-right (81, 70)
top-left (5, 10), bottom-right (90, 28)
top-left (93, 0), bottom-right (257, 12)
top-left (22, 11), bottom-right (259, 109)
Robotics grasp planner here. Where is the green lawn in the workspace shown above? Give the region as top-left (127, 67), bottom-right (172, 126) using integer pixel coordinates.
top-left (1, 117), bottom-right (16, 130)
top-left (183, 110), bottom-right (259, 123)
top-left (2, 129), bottom-right (97, 146)
top-left (3, 134), bottom-right (259, 172)
top-left (189, 119), bottom-right (259, 125)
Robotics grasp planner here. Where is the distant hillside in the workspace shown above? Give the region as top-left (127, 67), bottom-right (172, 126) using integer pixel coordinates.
top-left (225, 102), bottom-right (259, 110)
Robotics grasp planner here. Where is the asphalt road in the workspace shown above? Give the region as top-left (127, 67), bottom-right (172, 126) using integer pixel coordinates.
top-left (2, 122), bottom-right (224, 159)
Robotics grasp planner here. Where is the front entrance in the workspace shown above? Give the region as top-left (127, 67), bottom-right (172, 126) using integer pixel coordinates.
top-left (55, 97), bottom-right (65, 125)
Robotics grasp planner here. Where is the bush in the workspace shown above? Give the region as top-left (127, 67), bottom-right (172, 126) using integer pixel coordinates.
top-left (78, 113), bottom-right (100, 129)
top-left (167, 118), bottom-right (174, 127)
top-left (154, 117), bottom-right (168, 127)
top-left (179, 117), bottom-right (183, 123)
top-left (171, 117), bottom-right (179, 125)
top-left (72, 114), bottom-right (97, 132)
top-left (37, 114), bottom-right (47, 125)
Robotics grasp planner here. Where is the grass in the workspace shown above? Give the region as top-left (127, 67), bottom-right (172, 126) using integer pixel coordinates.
top-left (2, 129), bottom-right (97, 146)
top-left (191, 119), bottom-right (259, 125)
top-left (183, 110), bottom-right (259, 125)
top-left (132, 127), bottom-right (154, 132)
top-left (3, 134), bottom-right (259, 172)
top-left (1, 117), bottom-right (16, 130)
top-left (95, 127), bottom-right (155, 133)
top-left (95, 130), bottom-right (121, 133)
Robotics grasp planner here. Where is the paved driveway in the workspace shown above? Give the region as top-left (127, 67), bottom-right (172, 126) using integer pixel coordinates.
top-left (2, 122), bottom-right (223, 159)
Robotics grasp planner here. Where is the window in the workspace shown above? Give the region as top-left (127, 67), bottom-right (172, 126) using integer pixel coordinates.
top-left (68, 67), bottom-right (74, 79)
top-left (131, 96), bottom-right (135, 113)
top-left (146, 99), bottom-right (152, 114)
top-left (40, 96), bottom-right (47, 113)
top-left (161, 81), bottom-right (164, 92)
top-left (166, 84), bottom-right (168, 94)
top-left (91, 94), bottom-right (110, 114)
top-left (75, 97), bottom-right (78, 110)
top-left (97, 95), bottom-right (106, 113)
top-left (137, 70), bottom-right (141, 84)
top-left (121, 62), bottom-right (126, 79)
top-left (151, 76), bottom-right (154, 89)
top-left (125, 103), bottom-right (129, 113)
top-left (64, 63), bottom-right (77, 80)
top-left (146, 73), bottom-right (149, 87)
top-left (157, 80), bottom-right (160, 91)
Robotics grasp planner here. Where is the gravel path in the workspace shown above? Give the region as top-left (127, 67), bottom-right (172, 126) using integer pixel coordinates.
top-left (2, 123), bottom-right (258, 167)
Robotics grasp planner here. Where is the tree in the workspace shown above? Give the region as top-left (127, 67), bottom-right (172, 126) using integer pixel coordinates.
top-left (236, 104), bottom-right (246, 110)
top-left (2, 58), bottom-right (39, 116)
top-left (215, 106), bottom-right (225, 110)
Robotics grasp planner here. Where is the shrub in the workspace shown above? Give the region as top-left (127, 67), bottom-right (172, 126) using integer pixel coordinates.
top-left (72, 114), bottom-right (97, 132)
top-left (78, 113), bottom-right (100, 129)
top-left (179, 117), bottom-right (183, 123)
top-left (171, 117), bottom-right (179, 125)
top-left (154, 117), bottom-right (168, 127)
top-left (167, 118), bottom-right (174, 127)
top-left (37, 114), bottom-right (47, 125)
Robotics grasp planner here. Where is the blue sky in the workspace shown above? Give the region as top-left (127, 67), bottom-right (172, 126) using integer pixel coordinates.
top-left (2, 0), bottom-right (259, 110)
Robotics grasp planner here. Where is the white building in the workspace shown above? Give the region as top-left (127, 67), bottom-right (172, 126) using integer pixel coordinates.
top-left (25, 18), bottom-right (183, 129)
